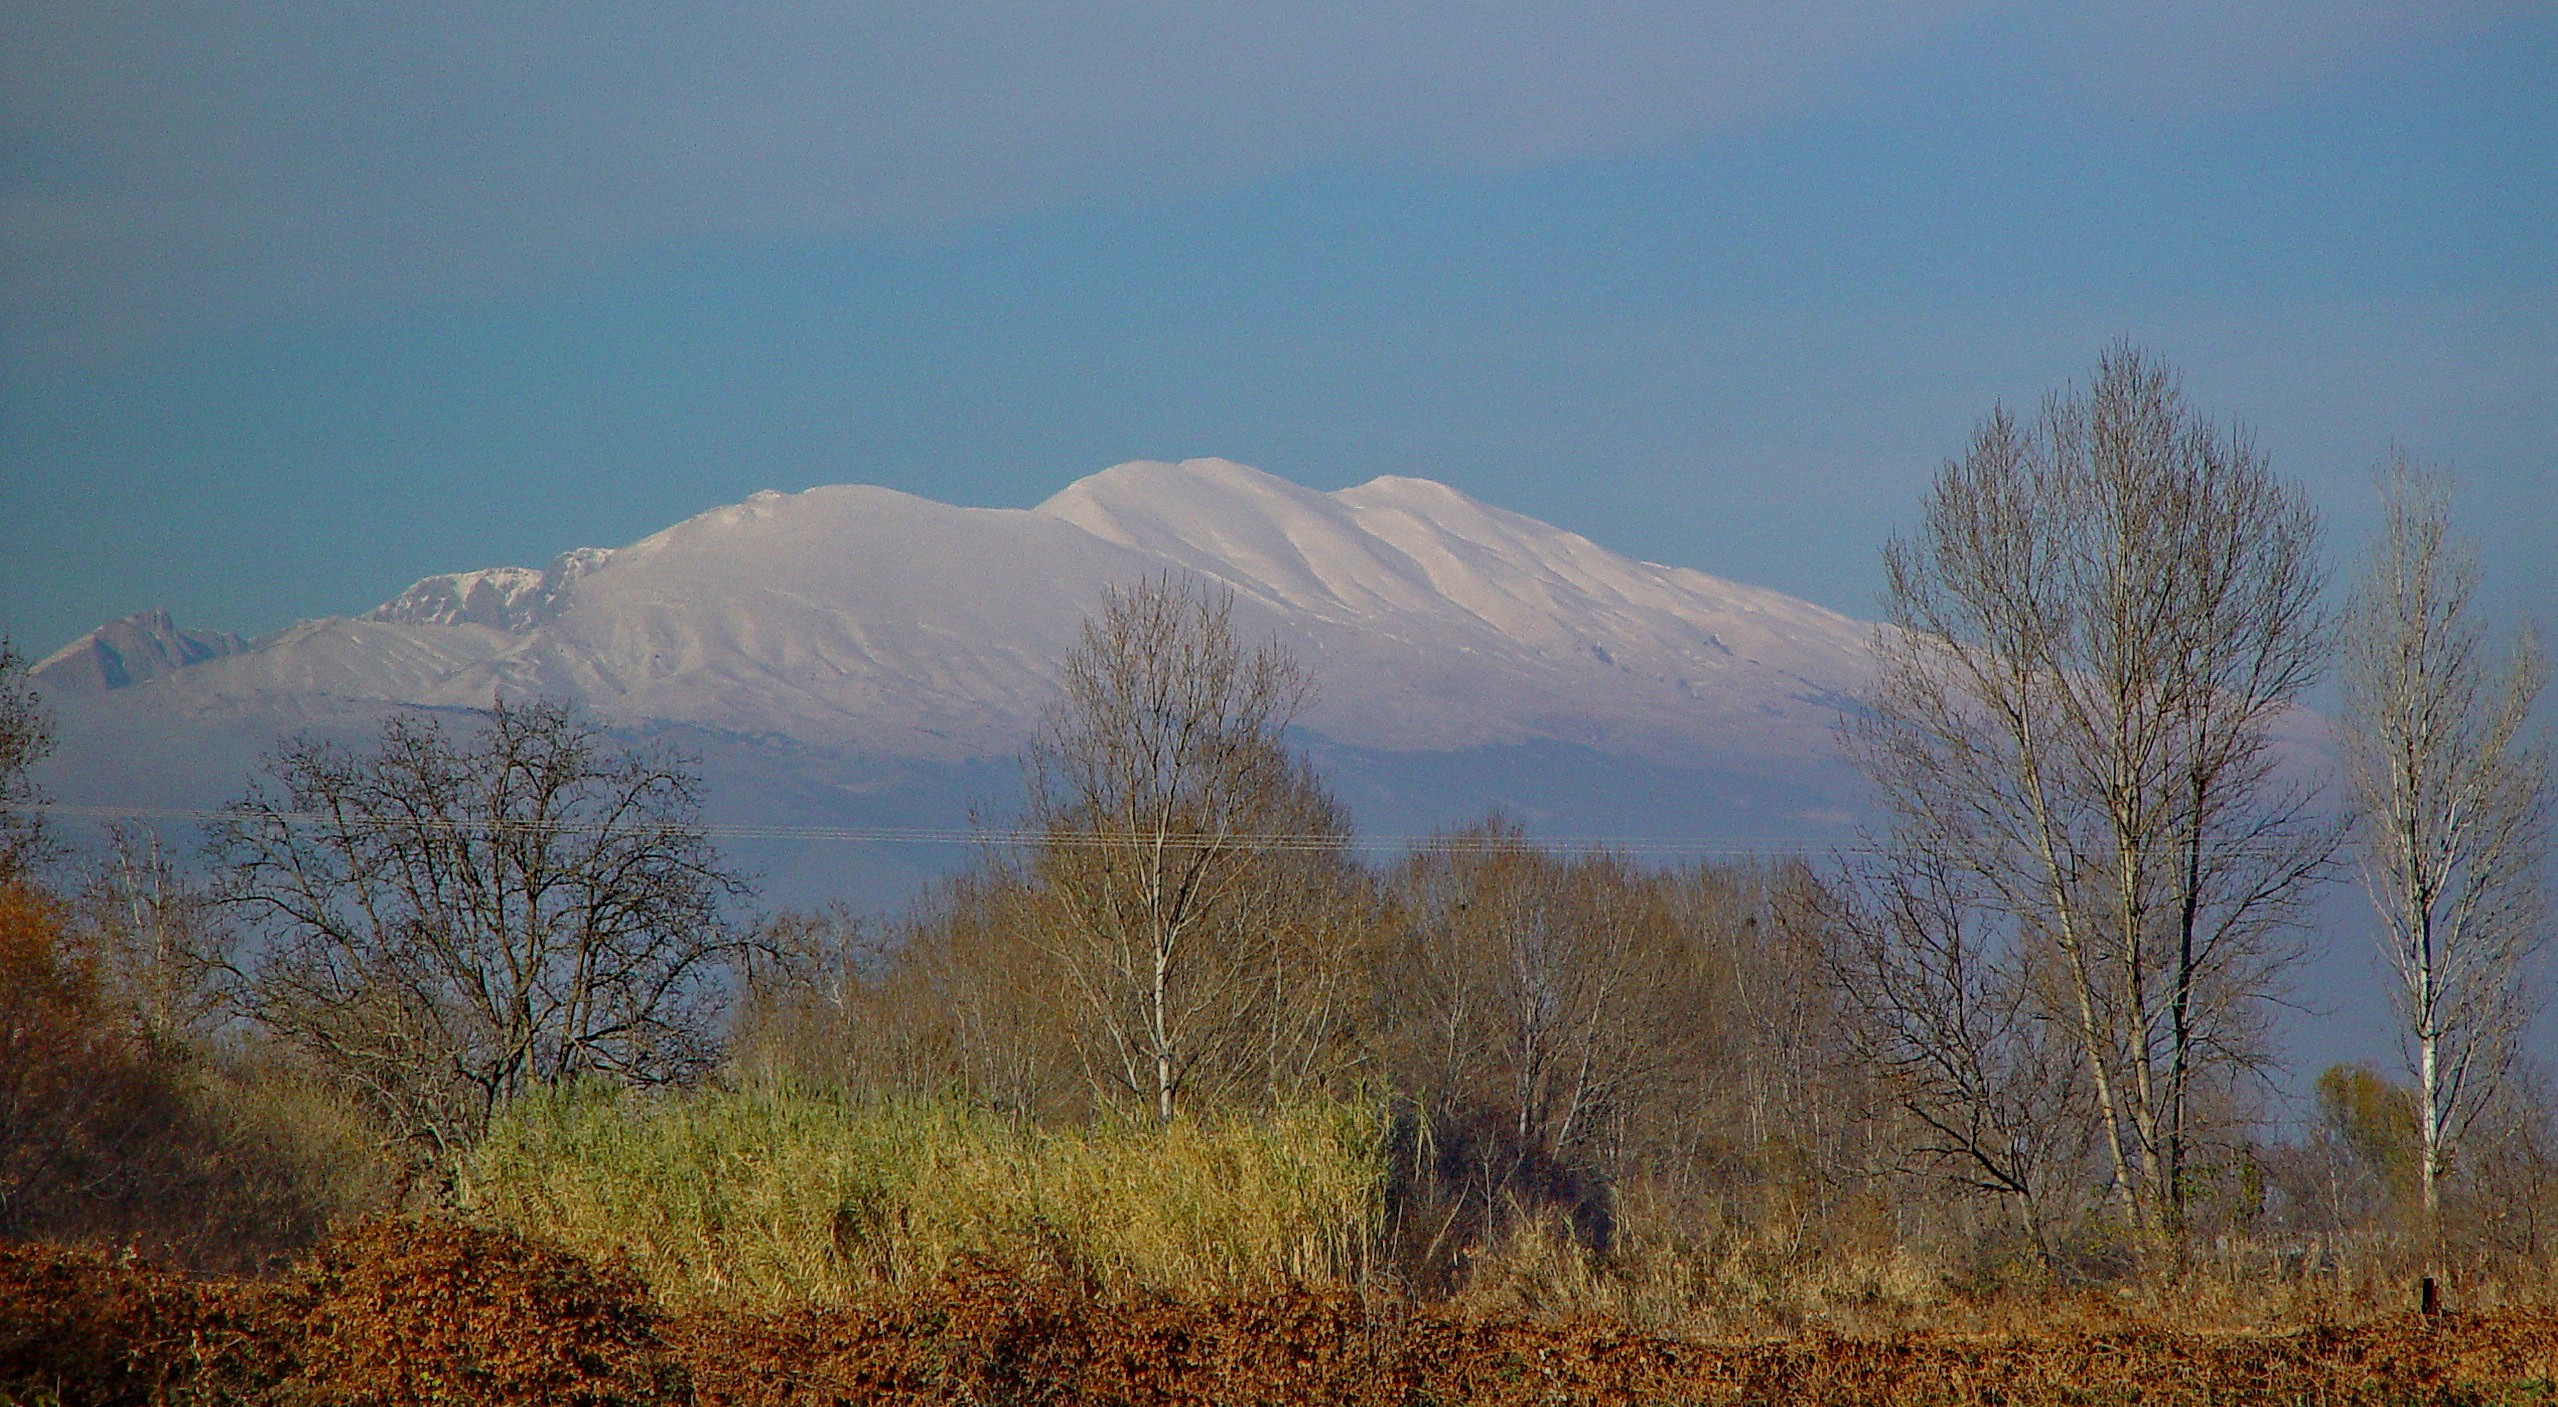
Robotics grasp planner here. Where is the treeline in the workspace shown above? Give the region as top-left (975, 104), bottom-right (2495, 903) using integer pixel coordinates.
top-left (0, 346), bottom-right (2549, 1319)
top-left (737, 819), bottom-right (1864, 1291)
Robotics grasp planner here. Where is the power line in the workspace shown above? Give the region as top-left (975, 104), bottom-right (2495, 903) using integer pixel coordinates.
top-left (31, 803), bottom-right (1829, 858)
top-left (38, 803), bottom-right (2354, 862)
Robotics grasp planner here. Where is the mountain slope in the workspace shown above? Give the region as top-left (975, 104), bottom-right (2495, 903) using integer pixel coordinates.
top-left (32, 459), bottom-right (1885, 899)
top-left (31, 608), bottom-right (248, 692)
top-left (1038, 460), bottom-right (1873, 761)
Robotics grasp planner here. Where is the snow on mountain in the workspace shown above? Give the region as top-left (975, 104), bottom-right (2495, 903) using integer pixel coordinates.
top-left (365, 566), bottom-right (547, 630)
top-left (362, 547), bottom-right (619, 631)
top-left (396, 485), bottom-right (1188, 758)
top-left (32, 460), bottom-right (1886, 899)
top-left (29, 608), bottom-right (248, 692)
top-left (1041, 460), bottom-right (1872, 760)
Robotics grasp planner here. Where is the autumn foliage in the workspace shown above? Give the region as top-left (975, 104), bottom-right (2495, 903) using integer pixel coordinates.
top-left (0, 880), bottom-right (342, 1276)
top-left (5, 1218), bottom-right (2558, 1406)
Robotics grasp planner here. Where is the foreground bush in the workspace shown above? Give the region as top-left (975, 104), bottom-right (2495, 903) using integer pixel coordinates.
top-left (291, 1219), bottom-right (688, 1407)
top-left (0, 1235), bottom-right (288, 1405)
top-left (0, 1221), bottom-right (683, 1407)
top-left (458, 1088), bottom-right (1385, 1306)
top-left (7, 1219), bottom-right (2558, 1406)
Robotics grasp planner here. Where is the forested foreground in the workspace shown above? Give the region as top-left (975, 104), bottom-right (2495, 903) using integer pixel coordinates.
top-left (3, 348), bottom-right (2554, 1402)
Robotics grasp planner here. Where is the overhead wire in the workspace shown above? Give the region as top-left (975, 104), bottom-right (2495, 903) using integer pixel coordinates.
top-left (31, 802), bottom-right (1832, 858)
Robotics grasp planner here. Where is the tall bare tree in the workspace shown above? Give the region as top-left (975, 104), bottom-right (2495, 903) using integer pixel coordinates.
top-left (1847, 344), bottom-right (2330, 1247)
top-left (1022, 574), bottom-right (1355, 1122)
top-left (210, 699), bottom-right (746, 1165)
top-left (2340, 460), bottom-right (2549, 1231)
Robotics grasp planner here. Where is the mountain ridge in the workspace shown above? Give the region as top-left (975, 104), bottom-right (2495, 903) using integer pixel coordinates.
top-left (29, 459), bottom-right (1884, 901)
top-left (30, 608), bottom-right (249, 692)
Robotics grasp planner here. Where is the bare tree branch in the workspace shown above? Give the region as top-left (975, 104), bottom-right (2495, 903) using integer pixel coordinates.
top-left (209, 699), bottom-right (748, 1167)
top-left (1021, 575), bottom-right (1362, 1121)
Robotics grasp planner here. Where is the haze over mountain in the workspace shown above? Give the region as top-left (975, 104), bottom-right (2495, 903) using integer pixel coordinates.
top-left (32, 459), bottom-right (1881, 904)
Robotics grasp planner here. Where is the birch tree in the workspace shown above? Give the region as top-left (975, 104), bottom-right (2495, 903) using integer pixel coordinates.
top-left (1847, 344), bottom-right (2330, 1248)
top-left (2340, 460), bottom-right (2549, 1230)
top-left (1022, 575), bottom-right (1355, 1122)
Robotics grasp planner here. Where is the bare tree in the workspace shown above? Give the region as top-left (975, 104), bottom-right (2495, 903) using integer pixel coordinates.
top-left (73, 824), bottom-right (241, 1046)
top-left (1809, 846), bottom-right (2089, 1262)
top-left (210, 699), bottom-right (747, 1166)
top-left (1380, 818), bottom-right (1720, 1164)
top-left (1021, 574), bottom-right (1355, 1122)
top-left (0, 641), bottom-right (52, 881)
top-left (736, 875), bottom-right (1091, 1117)
top-left (1369, 819), bottom-right (1744, 1284)
top-left (2340, 460), bottom-right (2549, 1231)
top-left (1847, 344), bottom-right (2330, 1248)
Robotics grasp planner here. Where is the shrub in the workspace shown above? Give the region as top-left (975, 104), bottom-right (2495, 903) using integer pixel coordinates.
top-left (0, 881), bottom-right (354, 1274)
top-left (290, 1218), bottom-right (685, 1407)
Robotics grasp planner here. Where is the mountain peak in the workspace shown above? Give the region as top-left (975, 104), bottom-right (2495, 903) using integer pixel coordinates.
top-left (30, 608), bottom-right (248, 692)
top-left (1035, 458), bottom-right (1318, 531)
top-left (32, 457), bottom-right (1882, 803)
top-left (29, 457), bottom-right (1893, 904)
top-left (364, 546), bottom-right (617, 632)
top-left (1344, 473), bottom-right (1467, 502)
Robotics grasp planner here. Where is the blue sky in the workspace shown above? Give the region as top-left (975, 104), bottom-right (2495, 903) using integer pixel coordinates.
top-left (1, 0), bottom-right (2550, 660)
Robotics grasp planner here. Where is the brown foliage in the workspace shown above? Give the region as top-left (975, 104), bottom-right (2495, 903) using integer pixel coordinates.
top-left (289, 1219), bottom-right (687, 1407)
top-left (0, 1220), bottom-right (685, 1406)
top-left (0, 1239), bottom-right (289, 1406)
top-left (6, 1218), bottom-right (2557, 1406)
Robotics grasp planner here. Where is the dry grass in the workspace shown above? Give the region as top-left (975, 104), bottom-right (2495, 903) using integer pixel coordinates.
top-left (1456, 1217), bottom-right (1950, 1337)
top-left (456, 1087), bottom-right (2558, 1343)
top-left (1448, 1188), bottom-right (2558, 1343)
top-left (456, 1087), bottom-right (1384, 1307)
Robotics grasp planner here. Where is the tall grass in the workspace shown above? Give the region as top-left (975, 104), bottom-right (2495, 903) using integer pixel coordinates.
top-left (458, 1087), bottom-right (1385, 1307)
top-left (460, 1086), bottom-right (2557, 1332)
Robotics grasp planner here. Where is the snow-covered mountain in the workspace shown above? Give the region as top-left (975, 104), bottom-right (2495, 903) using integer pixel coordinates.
top-left (32, 608), bottom-right (248, 692)
top-left (31, 460), bottom-right (1882, 902)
